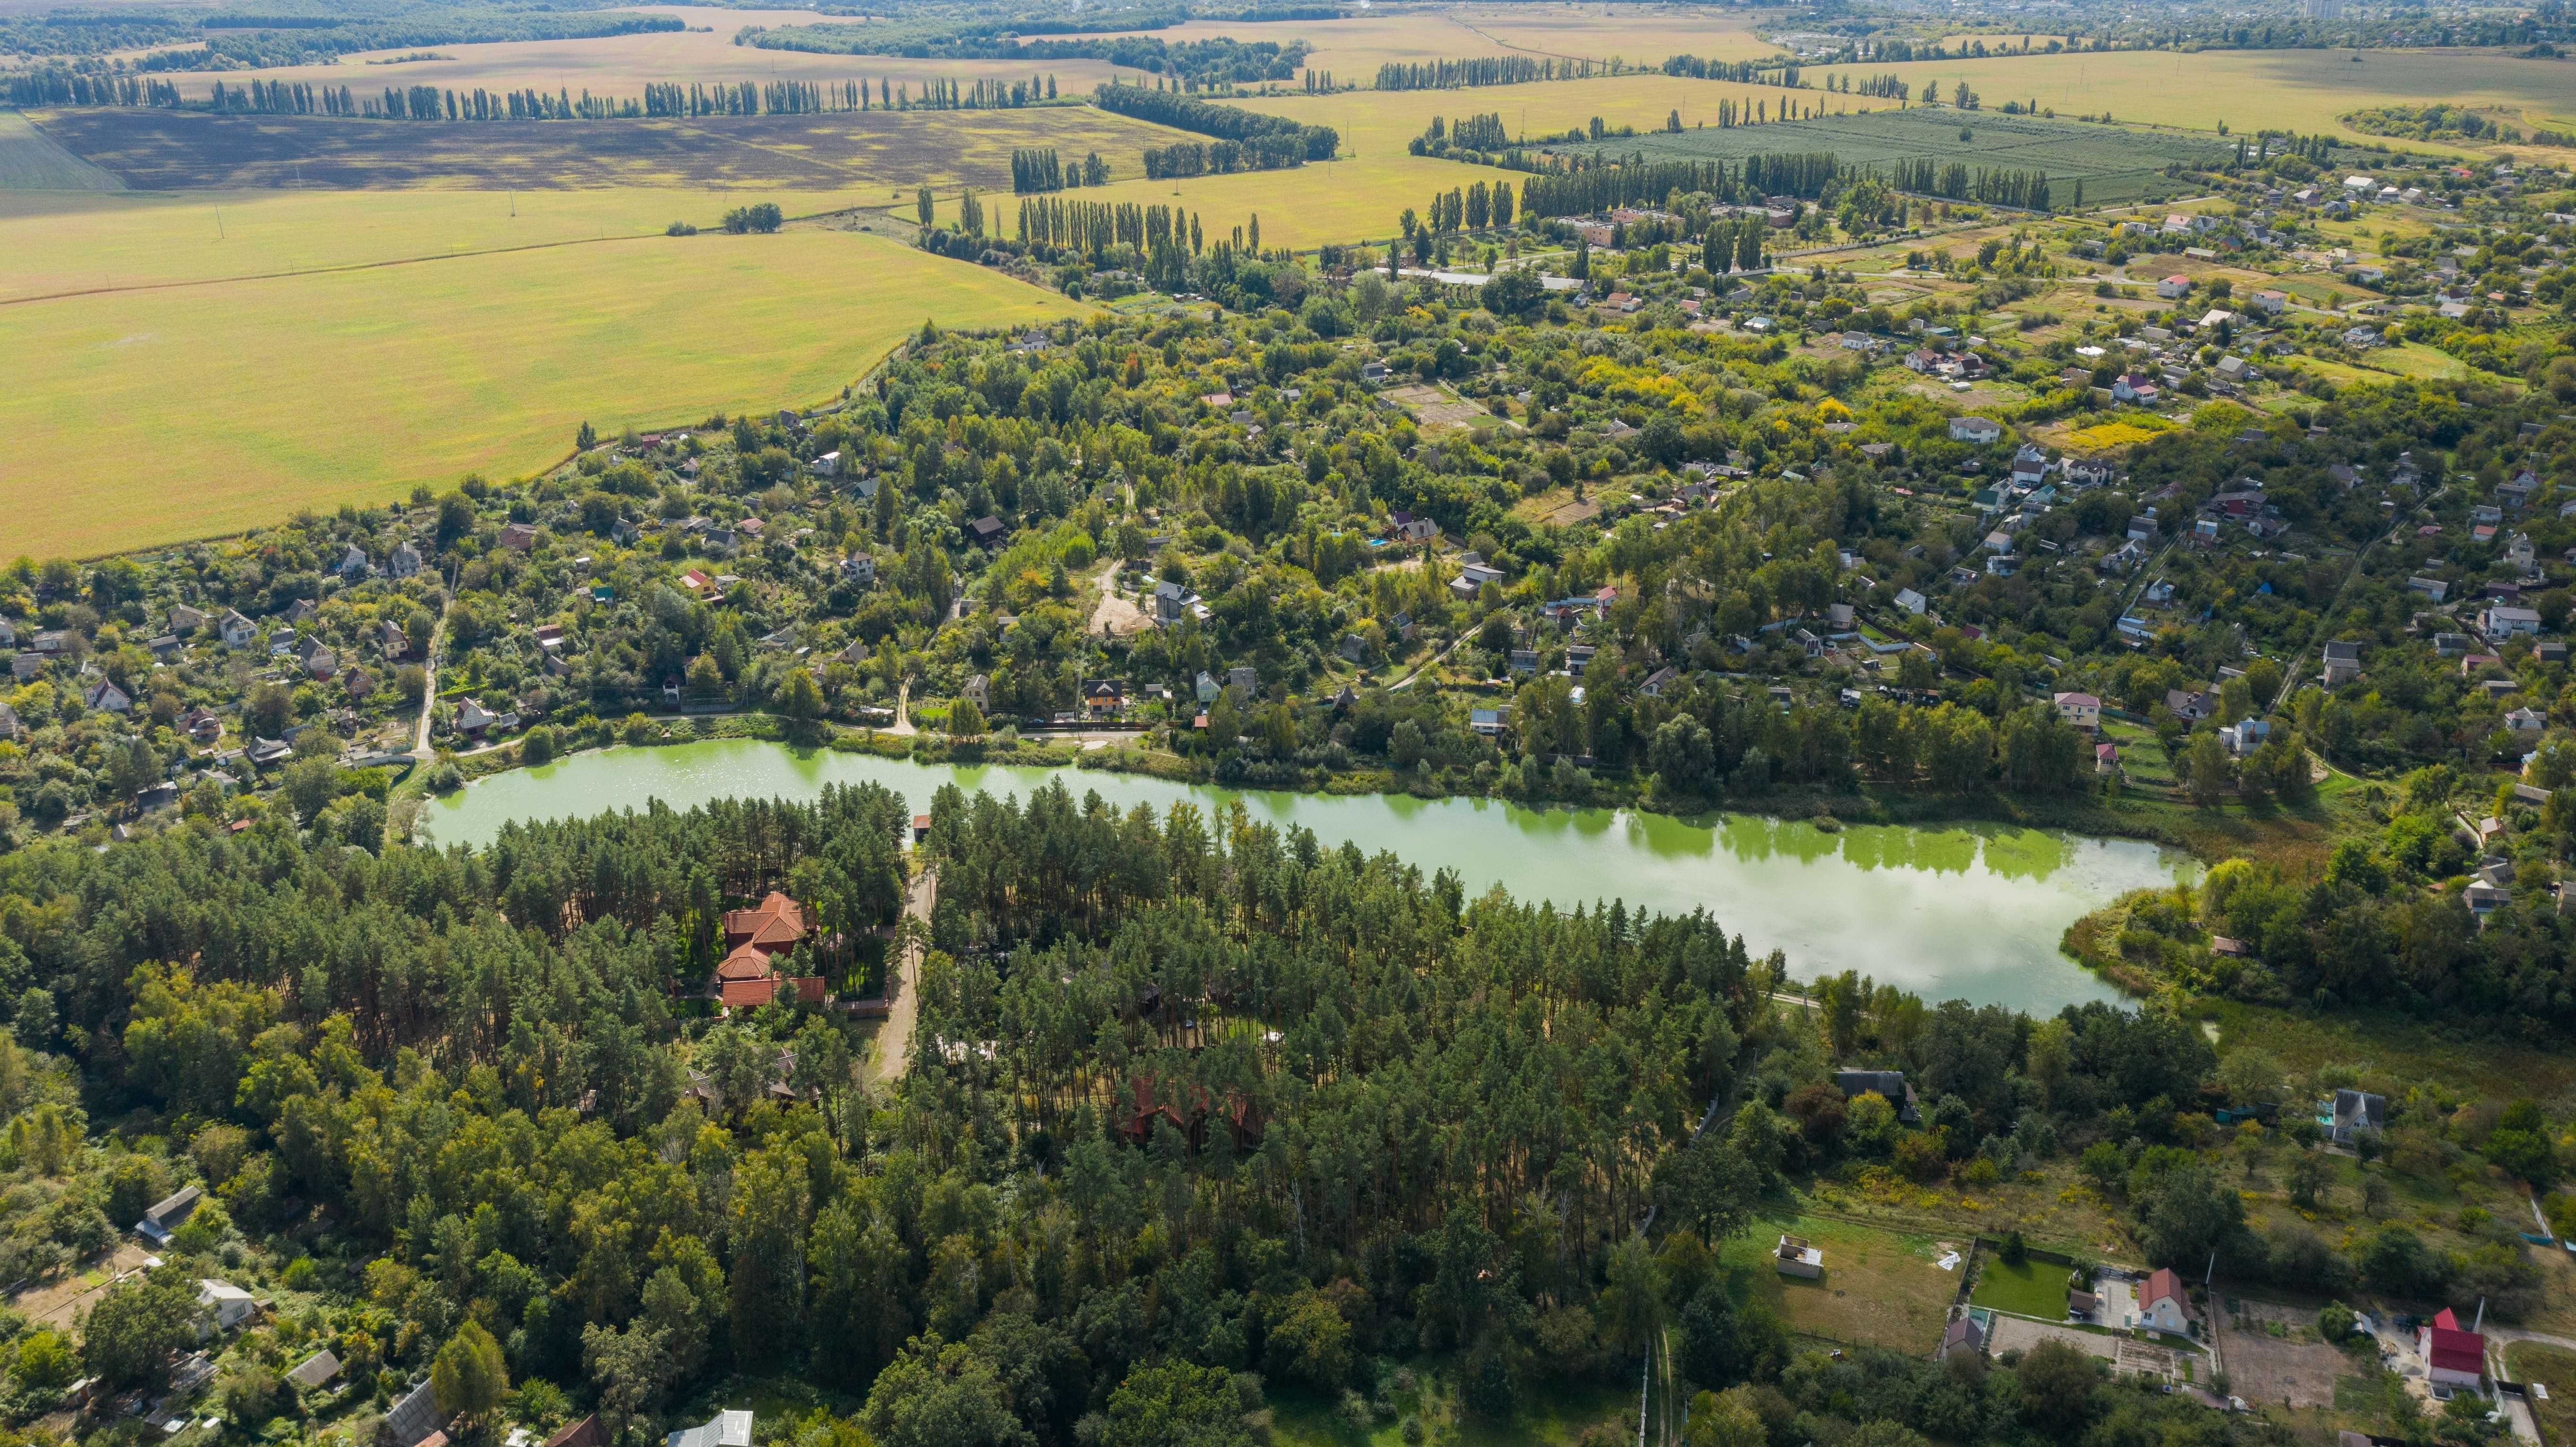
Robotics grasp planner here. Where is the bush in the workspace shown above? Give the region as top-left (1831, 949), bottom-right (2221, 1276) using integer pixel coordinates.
top-left (519, 725), bottom-right (559, 765)
top-left (2318, 1302), bottom-right (2356, 1342)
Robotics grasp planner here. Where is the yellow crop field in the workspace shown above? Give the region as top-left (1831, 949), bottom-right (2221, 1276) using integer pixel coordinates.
top-left (2, 227), bottom-right (1085, 558)
top-left (925, 154), bottom-right (1510, 252)
top-left (2064, 419), bottom-right (2170, 452)
top-left (142, 5), bottom-right (1129, 106)
top-left (1239, 72), bottom-right (1831, 162)
top-left (1802, 47), bottom-right (2576, 146)
top-left (0, 187), bottom-right (865, 302)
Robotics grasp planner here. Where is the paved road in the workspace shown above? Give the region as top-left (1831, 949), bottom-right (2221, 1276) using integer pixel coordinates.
top-left (863, 863), bottom-right (936, 1089)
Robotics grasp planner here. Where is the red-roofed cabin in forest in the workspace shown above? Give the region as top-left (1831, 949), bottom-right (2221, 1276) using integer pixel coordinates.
top-left (1119, 1077), bottom-right (1267, 1153)
top-left (725, 891), bottom-right (808, 953)
top-left (2419, 1308), bottom-right (2486, 1388)
top-left (706, 891), bottom-right (823, 1010)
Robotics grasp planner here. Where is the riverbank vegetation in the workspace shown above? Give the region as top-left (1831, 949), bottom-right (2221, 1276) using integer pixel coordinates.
top-left (0, 779), bottom-right (2564, 1447)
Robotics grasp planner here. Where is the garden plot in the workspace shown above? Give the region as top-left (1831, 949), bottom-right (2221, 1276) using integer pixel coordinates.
top-left (2216, 1294), bottom-right (2354, 1411)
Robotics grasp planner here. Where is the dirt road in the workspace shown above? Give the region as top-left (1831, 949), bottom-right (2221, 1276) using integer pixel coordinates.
top-left (863, 863), bottom-right (936, 1088)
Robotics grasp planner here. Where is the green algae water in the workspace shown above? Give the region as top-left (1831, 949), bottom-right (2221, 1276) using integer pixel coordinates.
top-left (422, 740), bottom-right (2188, 1013)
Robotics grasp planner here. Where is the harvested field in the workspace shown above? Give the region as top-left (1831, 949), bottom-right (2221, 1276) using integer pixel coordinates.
top-left (1060, 5), bottom-right (1774, 82)
top-left (1802, 47), bottom-right (2576, 147)
top-left (1, 228), bottom-right (1086, 557)
top-left (140, 5), bottom-right (1128, 106)
top-left (2215, 1294), bottom-right (2353, 1411)
top-left (28, 104), bottom-right (1181, 191)
top-left (1555, 107), bottom-right (2232, 207)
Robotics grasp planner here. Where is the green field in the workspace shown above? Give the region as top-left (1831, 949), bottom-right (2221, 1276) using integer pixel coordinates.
top-left (916, 152), bottom-right (1497, 252)
top-left (1, 226), bottom-right (1085, 558)
top-left (1726, 1213), bottom-right (1961, 1352)
top-left (1238, 73), bottom-right (1813, 162)
top-left (2505, 1343), bottom-right (2576, 1442)
top-left (1967, 1255), bottom-right (2072, 1319)
top-left (1556, 107), bottom-right (2232, 206)
top-left (0, 187), bottom-right (867, 301)
top-left (0, 110), bottom-right (124, 191)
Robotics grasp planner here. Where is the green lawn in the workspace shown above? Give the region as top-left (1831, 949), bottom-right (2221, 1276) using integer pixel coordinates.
top-left (2504, 1342), bottom-right (2576, 1444)
top-left (1968, 1255), bottom-right (2071, 1320)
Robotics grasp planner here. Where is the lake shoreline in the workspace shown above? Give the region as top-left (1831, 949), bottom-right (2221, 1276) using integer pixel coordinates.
top-left (417, 733), bottom-right (2194, 1015)
top-left (421, 710), bottom-right (2252, 863)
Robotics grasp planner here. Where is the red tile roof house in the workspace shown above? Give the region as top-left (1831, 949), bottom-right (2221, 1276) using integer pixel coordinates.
top-left (2419, 1308), bottom-right (2487, 1389)
top-left (2135, 1267), bottom-right (2196, 1336)
top-left (708, 891), bottom-right (826, 1009)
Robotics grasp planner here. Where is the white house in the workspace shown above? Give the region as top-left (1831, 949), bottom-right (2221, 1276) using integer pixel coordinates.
top-left (198, 1280), bottom-right (257, 1335)
top-left (2418, 1308), bottom-right (2486, 1389)
top-left (2156, 274), bottom-right (2192, 299)
top-left (1949, 416), bottom-right (2004, 444)
top-left (2136, 1268), bottom-right (2195, 1335)
top-left (2481, 604), bottom-right (2541, 640)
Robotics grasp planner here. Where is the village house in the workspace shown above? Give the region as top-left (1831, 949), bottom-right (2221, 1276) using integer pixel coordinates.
top-left (2052, 692), bottom-right (2101, 732)
top-left (1948, 416), bottom-right (2004, 444)
top-left (134, 1183), bottom-right (202, 1244)
top-left (2320, 641), bottom-right (2362, 687)
top-left (378, 1379), bottom-right (446, 1447)
top-left (2325, 1087), bottom-right (2386, 1145)
top-left (1832, 1069), bottom-right (1920, 1124)
top-left (666, 1413), bottom-right (754, 1447)
top-left (2135, 1268), bottom-right (2196, 1336)
top-left (219, 609), bottom-right (258, 649)
top-left (497, 522), bottom-right (539, 551)
top-left (2418, 1309), bottom-right (2487, 1390)
top-left (197, 1280), bottom-right (257, 1337)
top-left (711, 891), bottom-right (825, 1009)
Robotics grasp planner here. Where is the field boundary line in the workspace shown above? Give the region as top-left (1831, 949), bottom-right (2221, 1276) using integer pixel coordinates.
top-left (0, 228), bottom-right (685, 308)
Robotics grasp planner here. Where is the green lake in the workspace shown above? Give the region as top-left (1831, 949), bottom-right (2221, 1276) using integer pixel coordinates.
top-left (421, 739), bottom-right (2191, 1013)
